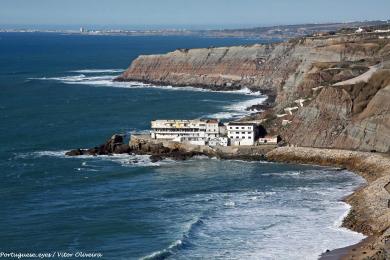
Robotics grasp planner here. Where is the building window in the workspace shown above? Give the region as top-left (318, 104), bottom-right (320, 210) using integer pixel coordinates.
top-left (242, 136), bottom-right (245, 139)
top-left (248, 136), bottom-right (251, 139)
top-left (236, 136), bottom-right (239, 139)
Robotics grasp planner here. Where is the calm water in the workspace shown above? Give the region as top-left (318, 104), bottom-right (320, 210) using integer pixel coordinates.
top-left (0, 33), bottom-right (365, 259)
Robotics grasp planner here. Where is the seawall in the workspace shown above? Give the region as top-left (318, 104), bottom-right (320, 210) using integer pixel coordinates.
top-left (130, 134), bottom-right (276, 160)
top-left (267, 147), bottom-right (390, 259)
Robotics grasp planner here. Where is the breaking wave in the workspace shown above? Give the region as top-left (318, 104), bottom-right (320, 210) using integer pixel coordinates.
top-left (18, 150), bottom-right (168, 168)
top-left (208, 96), bottom-right (267, 119)
top-left (69, 69), bottom-right (125, 73)
top-left (29, 70), bottom-right (262, 96)
top-left (141, 239), bottom-right (184, 260)
top-left (141, 215), bottom-right (206, 260)
top-left (30, 69), bottom-right (268, 120)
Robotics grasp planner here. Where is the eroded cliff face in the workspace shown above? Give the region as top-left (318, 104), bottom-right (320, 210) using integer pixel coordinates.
top-left (118, 34), bottom-right (388, 107)
top-left (119, 33), bottom-right (390, 152)
top-left (282, 70), bottom-right (390, 152)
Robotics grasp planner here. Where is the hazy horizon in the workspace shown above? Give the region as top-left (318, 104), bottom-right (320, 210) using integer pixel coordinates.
top-left (1, 19), bottom-right (390, 31)
top-left (1, 0), bottom-right (390, 30)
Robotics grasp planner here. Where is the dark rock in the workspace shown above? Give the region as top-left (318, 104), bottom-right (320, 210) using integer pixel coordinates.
top-left (66, 134), bottom-right (128, 156)
top-left (114, 144), bottom-right (131, 154)
top-left (150, 155), bottom-right (164, 163)
top-left (65, 149), bottom-right (84, 156)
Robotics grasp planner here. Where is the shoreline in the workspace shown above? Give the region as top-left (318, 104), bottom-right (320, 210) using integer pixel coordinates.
top-left (67, 132), bottom-right (389, 259)
top-left (65, 77), bottom-right (388, 258)
top-left (266, 147), bottom-right (390, 259)
top-left (114, 77), bottom-right (277, 97)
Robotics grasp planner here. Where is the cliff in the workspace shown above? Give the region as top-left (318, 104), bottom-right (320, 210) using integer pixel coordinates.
top-left (281, 70), bottom-right (390, 152)
top-left (118, 33), bottom-right (389, 105)
top-left (118, 31), bottom-right (390, 152)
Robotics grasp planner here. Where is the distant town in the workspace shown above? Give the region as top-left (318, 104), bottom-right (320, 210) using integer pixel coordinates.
top-left (1, 20), bottom-right (389, 39)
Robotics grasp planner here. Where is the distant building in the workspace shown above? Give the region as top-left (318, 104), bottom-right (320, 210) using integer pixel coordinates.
top-left (374, 29), bottom-right (390, 33)
top-left (258, 136), bottom-right (278, 145)
top-left (355, 27), bottom-right (364, 33)
top-left (227, 122), bottom-right (259, 146)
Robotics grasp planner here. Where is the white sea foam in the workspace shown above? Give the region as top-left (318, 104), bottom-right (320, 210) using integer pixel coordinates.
top-left (141, 239), bottom-right (185, 260)
top-left (25, 150), bottom-right (165, 167)
top-left (208, 96), bottom-right (267, 119)
top-left (69, 69), bottom-right (125, 73)
top-left (164, 168), bottom-right (366, 260)
top-left (29, 70), bottom-right (262, 96)
top-left (30, 70), bottom-right (268, 120)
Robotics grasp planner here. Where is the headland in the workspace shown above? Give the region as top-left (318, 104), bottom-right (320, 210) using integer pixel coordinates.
top-left (66, 23), bottom-right (390, 259)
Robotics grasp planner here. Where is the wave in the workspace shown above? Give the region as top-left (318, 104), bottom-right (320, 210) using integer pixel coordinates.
top-left (141, 210), bottom-right (209, 260)
top-left (207, 96), bottom-right (267, 119)
top-left (29, 70), bottom-right (267, 120)
top-left (160, 170), bottom-right (366, 260)
top-left (141, 216), bottom-right (205, 260)
top-left (20, 150), bottom-right (167, 167)
top-left (141, 239), bottom-right (184, 260)
top-left (29, 70), bottom-right (263, 96)
top-left (69, 69), bottom-right (125, 73)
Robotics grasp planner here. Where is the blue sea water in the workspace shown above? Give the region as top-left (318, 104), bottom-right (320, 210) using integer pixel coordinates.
top-left (0, 33), bottom-right (365, 259)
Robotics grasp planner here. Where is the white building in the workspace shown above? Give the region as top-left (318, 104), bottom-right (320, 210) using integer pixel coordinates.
top-left (205, 119), bottom-right (219, 138)
top-left (150, 119), bottom-right (220, 145)
top-left (375, 29), bottom-right (390, 33)
top-left (227, 122), bottom-right (258, 146)
top-left (172, 136), bottom-right (207, 146)
top-left (258, 136), bottom-right (278, 145)
top-left (208, 137), bottom-right (229, 147)
top-left (355, 27), bottom-right (364, 33)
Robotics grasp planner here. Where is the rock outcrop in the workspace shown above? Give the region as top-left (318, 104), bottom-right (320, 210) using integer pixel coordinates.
top-left (65, 134), bottom-right (206, 161)
top-left (281, 70), bottom-right (390, 152)
top-left (66, 134), bottom-right (131, 156)
top-left (117, 33), bottom-right (389, 108)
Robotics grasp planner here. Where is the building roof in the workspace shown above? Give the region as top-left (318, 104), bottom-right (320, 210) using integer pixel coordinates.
top-left (227, 122), bottom-right (258, 126)
top-left (151, 118), bottom-right (219, 123)
top-left (206, 119), bottom-right (219, 123)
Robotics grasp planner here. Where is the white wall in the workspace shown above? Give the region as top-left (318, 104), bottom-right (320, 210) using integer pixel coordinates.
top-left (227, 124), bottom-right (255, 146)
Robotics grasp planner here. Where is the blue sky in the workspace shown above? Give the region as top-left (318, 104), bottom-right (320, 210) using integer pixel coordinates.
top-left (1, 0), bottom-right (390, 29)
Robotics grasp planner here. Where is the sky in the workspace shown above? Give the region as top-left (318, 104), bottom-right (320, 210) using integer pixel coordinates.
top-left (1, 0), bottom-right (390, 29)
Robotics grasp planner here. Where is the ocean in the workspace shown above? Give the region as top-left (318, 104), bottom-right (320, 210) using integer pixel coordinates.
top-left (0, 33), bottom-right (365, 259)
